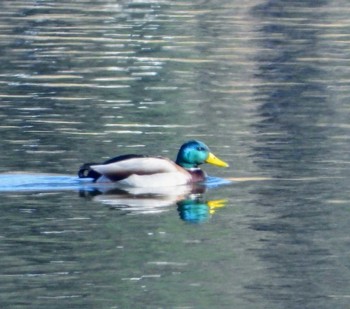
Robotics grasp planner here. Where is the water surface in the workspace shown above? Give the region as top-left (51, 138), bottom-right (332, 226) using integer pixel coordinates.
top-left (1, 0), bottom-right (350, 308)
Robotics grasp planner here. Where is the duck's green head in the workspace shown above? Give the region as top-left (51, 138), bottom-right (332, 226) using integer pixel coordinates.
top-left (176, 140), bottom-right (229, 169)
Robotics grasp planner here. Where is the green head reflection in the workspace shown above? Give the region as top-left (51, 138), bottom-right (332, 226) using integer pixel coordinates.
top-left (177, 198), bottom-right (227, 223)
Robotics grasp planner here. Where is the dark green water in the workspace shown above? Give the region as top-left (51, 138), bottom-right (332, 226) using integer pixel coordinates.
top-left (1, 0), bottom-right (350, 308)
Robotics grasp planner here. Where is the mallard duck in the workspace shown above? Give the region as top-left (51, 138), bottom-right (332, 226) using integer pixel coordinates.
top-left (78, 140), bottom-right (228, 187)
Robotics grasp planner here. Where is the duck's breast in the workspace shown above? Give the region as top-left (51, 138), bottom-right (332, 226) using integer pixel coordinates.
top-left (187, 169), bottom-right (207, 183)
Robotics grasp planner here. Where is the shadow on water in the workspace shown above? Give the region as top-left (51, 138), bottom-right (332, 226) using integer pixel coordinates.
top-left (0, 173), bottom-right (230, 223)
top-left (249, 0), bottom-right (348, 307)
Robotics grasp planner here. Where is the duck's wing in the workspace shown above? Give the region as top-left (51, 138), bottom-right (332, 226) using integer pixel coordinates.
top-left (104, 154), bottom-right (146, 164)
top-left (78, 155), bottom-right (145, 181)
top-left (90, 156), bottom-right (181, 182)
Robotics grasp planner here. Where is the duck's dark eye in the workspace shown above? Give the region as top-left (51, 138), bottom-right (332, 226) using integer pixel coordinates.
top-left (197, 146), bottom-right (205, 151)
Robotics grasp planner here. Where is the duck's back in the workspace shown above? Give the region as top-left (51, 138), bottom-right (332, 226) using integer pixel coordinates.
top-left (78, 154), bottom-right (145, 181)
top-left (92, 156), bottom-right (180, 180)
top-left (79, 155), bottom-right (191, 186)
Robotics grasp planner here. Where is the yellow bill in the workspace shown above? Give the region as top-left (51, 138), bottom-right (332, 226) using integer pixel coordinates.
top-left (205, 152), bottom-right (229, 167)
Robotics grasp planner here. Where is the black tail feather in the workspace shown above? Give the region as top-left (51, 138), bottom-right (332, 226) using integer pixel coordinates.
top-left (78, 163), bottom-right (101, 182)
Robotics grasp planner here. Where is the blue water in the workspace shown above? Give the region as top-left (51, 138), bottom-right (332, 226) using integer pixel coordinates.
top-left (1, 0), bottom-right (350, 308)
top-left (0, 174), bottom-right (82, 192)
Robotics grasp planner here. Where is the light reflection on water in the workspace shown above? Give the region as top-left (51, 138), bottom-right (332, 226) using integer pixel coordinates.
top-left (0, 173), bottom-right (230, 223)
top-left (0, 0), bottom-right (350, 308)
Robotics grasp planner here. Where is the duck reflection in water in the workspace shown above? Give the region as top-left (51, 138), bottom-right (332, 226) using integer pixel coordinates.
top-left (177, 198), bottom-right (226, 223)
top-left (80, 182), bottom-right (228, 223)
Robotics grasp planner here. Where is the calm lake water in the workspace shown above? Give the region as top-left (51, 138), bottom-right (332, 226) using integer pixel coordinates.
top-left (1, 0), bottom-right (350, 308)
